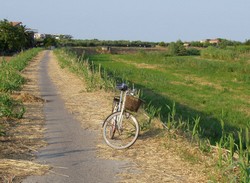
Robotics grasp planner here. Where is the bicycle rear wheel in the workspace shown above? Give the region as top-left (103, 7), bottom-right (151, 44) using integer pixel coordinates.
top-left (103, 111), bottom-right (139, 149)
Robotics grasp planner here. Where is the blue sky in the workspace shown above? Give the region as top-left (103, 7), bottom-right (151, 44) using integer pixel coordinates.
top-left (1, 0), bottom-right (249, 42)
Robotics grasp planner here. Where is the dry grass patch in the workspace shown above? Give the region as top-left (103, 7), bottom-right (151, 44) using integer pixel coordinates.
top-left (0, 56), bottom-right (12, 62)
top-left (97, 119), bottom-right (218, 183)
top-left (0, 159), bottom-right (50, 182)
top-left (0, 93), bottom-right (48, 182)
top-left (11, 92), bottom-right (45, 103)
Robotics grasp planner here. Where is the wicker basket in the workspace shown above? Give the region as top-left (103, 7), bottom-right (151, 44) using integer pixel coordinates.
top-left (125, 95), bottom-right (142, 112)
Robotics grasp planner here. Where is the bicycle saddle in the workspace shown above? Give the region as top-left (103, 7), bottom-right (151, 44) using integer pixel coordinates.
top-left (116, 83), bottom-right (128, 91)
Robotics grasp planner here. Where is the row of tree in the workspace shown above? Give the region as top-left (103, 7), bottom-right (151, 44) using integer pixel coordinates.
top-left (58, 39), bottom-right (156, 48)
top-left (58, 38), bottom-right (250, 50)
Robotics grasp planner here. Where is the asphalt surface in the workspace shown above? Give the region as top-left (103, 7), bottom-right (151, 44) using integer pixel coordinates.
top-left (23, 51), bottom-right (129, 183)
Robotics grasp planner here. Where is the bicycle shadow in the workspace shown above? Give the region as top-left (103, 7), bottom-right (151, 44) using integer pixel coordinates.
top-left (138, 128), bottom-right (165, 140)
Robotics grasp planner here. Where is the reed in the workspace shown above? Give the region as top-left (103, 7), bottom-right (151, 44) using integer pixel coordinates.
top-left (54, 48), bottom-right (116, 92)
top-left (201, 46), bottom-right (239, 61)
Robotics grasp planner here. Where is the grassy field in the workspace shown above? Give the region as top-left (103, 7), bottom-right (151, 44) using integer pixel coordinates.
top-left (57, 47), bottom-right (250, 182)
top-left (86, 48), bottom-right (250, 141)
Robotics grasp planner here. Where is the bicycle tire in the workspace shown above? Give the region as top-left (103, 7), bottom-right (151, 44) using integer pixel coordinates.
top-left (103, 111), bottom-right (139, 149)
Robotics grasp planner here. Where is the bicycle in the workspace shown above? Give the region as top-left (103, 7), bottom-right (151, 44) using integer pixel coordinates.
top-left (102, 83), bottom-right (142, 149)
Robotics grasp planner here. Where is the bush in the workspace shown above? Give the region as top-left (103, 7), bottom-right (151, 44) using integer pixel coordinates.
top-left (187, 48), bottom-right (200, 56)
top-left (201, 46), bottom-right (238, 61)
top-left (167, 41), bottom-right (187, 56)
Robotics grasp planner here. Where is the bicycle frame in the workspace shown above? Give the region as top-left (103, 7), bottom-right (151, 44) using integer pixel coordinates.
top-left (116, 90), bottom-right (128, 130)
top-left (102, 89), bottom-right (128, 129)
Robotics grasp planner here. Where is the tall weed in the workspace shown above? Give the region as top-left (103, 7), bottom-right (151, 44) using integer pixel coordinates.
top-left (0, 61), bottom-right (25, 92)
top-left (201, 46), bottom-right (239, 61)
top-left (54, 48), bottom-right (116, 91)
top-left (0, 48), bottom-right (42, 92)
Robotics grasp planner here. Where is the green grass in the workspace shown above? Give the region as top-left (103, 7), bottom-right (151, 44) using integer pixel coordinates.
top-left (0, 61), bottom-right (25, 92)
top-left (0, 48), bottom-right (42, 92)
top-left (86, 49), bottom-right (250, 141)
top-left (0, 48), bottom-right (42, 120)
top-left (0, 92), bottom-right (25, 119)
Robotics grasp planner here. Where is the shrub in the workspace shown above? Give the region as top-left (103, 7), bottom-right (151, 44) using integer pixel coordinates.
top-left (187, 48), bottom-right (200, 56)
top-left (167, 41), bottom-right (187, 56)
top-left (201, 46), bottom-right (239, 61)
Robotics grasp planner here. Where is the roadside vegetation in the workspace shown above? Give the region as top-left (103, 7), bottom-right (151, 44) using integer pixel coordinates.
top-left (0, 18), bottom-right (43, 133)
top-left (55, 44), bottom-right (250, 182)
top-left (0, 48), bottom-right (42, 131)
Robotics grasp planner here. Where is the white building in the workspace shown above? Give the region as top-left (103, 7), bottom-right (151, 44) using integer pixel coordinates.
top-left (34, 33), bottom-right (46, 40)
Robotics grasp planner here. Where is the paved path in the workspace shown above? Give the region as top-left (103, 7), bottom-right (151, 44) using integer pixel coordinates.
top-left (23, 51), bottom-right (128, 183)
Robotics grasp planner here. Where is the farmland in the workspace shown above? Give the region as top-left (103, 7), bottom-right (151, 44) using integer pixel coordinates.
top-left (79, 46), bottom-right (250, 142)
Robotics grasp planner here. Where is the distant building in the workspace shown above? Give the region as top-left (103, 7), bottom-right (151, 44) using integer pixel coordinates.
top-left (101, 46), bottom-right (111, 53)
top-left (200, 39), bottom-right (209, 43)
top-left (34, 33), bottom-right (46, 40)
top-left (10, 21), bottom-right (22, 26)
top-left (209, 39), bottom-right (220, 44)
top-left (183, 43), bottom-right (190, 47)
top-left (200, 39), bottom-right (220, 44)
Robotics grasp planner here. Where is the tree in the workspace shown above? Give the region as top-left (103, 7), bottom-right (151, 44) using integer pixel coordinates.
top-left (158, 41), bottom-right (167, 47)
top-left (0, 19), bottom-right (32, 54)
top-left (43, 36), bottom-right (57, 48)
top-left (245, 39), bottom-right (250, 45)
top-left (167, 40), bottom-right (187, 56)
top-left (218, 38), bottom-right (242, 48)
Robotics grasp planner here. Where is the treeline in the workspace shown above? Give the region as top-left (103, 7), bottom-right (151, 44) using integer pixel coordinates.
top-left (0, 19), bottom-right (35, 55)
top-left (165, 39), bottom-right (250, 57)
top-left (58, 38), bottom-right (250, 57)
top-left (58, 38), bottom-right (250, 48)
top-left (58, 39), bottom-right (157, 48)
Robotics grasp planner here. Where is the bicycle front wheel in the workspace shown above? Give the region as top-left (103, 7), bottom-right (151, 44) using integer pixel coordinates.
top-left (103, 111), bottom-right (139, 149)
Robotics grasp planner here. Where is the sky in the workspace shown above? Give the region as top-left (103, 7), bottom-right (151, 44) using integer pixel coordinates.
top-left (1, 0), bottom-right (249, 42)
